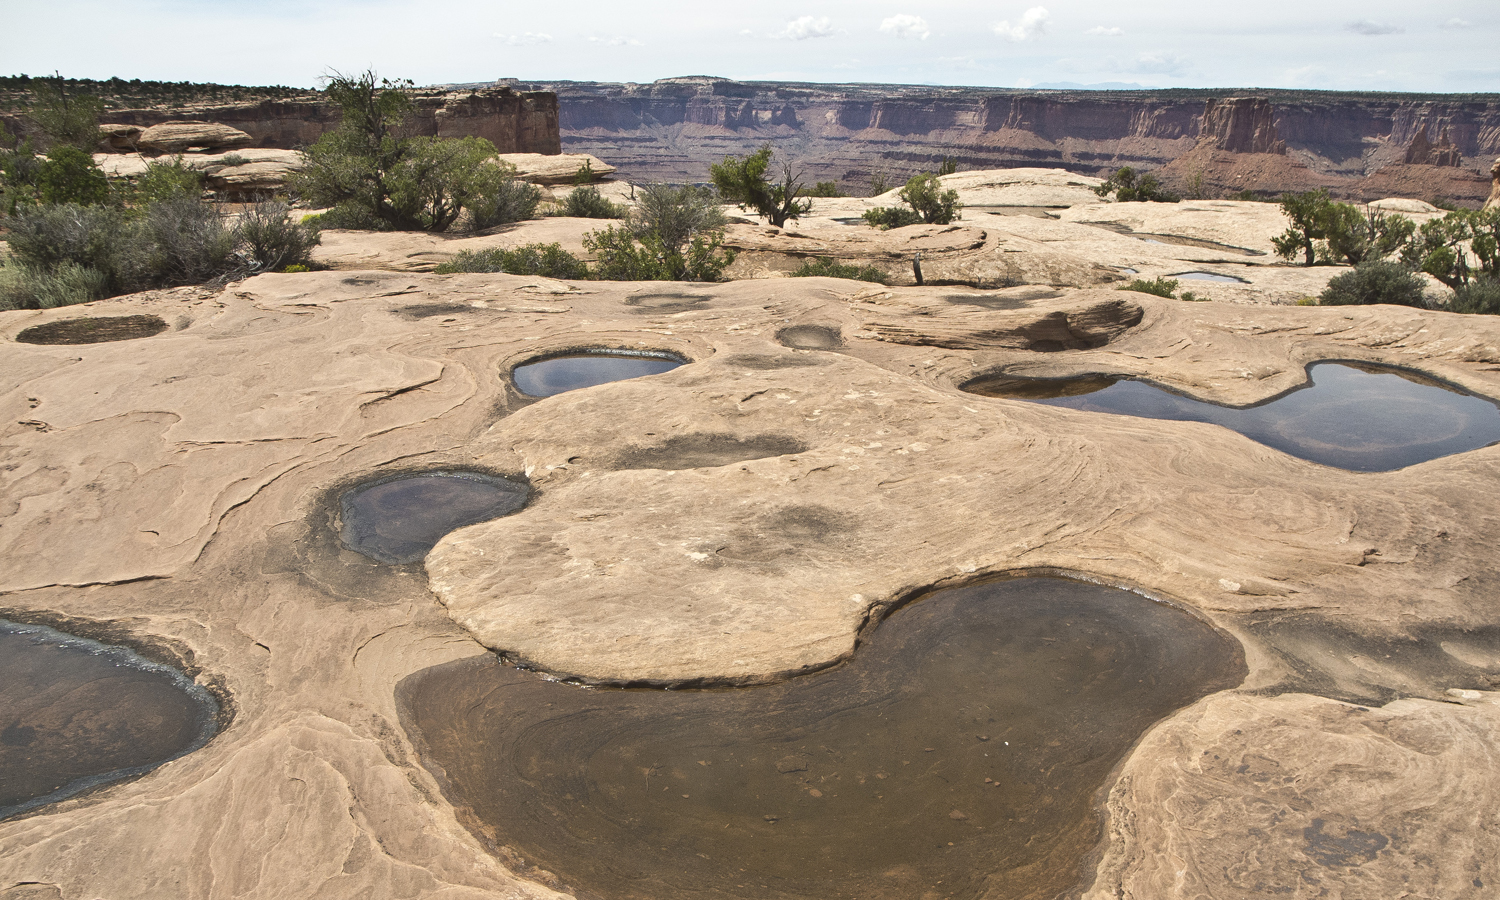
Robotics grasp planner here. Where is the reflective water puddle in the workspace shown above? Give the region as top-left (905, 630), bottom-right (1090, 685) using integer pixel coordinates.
top-left (1171, 271), bottom-right (1248, 284)
top-left (398, 577), bottom-right (1244, 900)
top-left (512, 351), bottom-right (686, 398)
top-left (1, 621), bottom-right (220, 819)
top-left (965, 362), bottom-right (1500, 471)
top-left (339, 471), bottom-right (530, 564)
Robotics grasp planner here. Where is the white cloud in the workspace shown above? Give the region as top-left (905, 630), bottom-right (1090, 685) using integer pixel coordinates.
top-left (1131, 52), bottom-right (1187, 75)
top-left (494, 32), bottom-right (552, 46)
top-left (780, 16), bottom-right (835, 40)
top-left (588, 35), bottom-right (643, 47)
top-left (879, 14), bottom-right (930, 40)
top-left (1442, 18), bottom-right (1472, 30)
top-left (994, 7), bottom-right (1049, 42)
top-left (1346, 20), bottom-right (1403, 36)
top-left (1086, 26), bottom-right (1124, 36)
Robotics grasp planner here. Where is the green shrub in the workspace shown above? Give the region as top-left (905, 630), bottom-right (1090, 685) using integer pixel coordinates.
top-left (1118, 277), bottom-right (1180, 298)
top-left (867, 171), bottom-right (891, 196)
top-left (1318, 261), bottom-right (1429, 307)
top-left (1400, 208), bottom-right (1500, 288)
top-left (302, 203), bottom-right (384, 230)
top-left (1272, 190), bottom-right (1334, 266)
top-left (788, 258), bottom-right (888, 284)
top-left (282, 263), bottom-right (311, 274)
top-left (557, 184), bottom-right (625, 219)
top-left (5, 203), bottom-right (126, 274)
top-left (140, 194), bottom-right (241, 285)
top-left (30, 81), bottom-right (104, 151)
top-left (1094, 167), bottom-right (1179, 203)
top-left (710, 144), bottom-right (810, 227)
top-left (806, 181), bottom-right (843, 198)
top-left (464, 160), bottom-right (542, 230)
top-left (128, 156), bottom-right (204, 205)
top-left (1448, 277), bottom-right (1500, 315)
top-left (292, 71), bottom-right (532, 233)
top-left (937, 156), bottom-right (958, 176)
top-left (899, 173), bottom-right (962, 224)
top-left (861, 206), bottom-right (922, 229)
top-left (36, 146), bottom-right (109, 206)
top-left (218, 153), bottom-right (250, 167)
top-left (1320, 205), bottom-right (1415, 266)
top-left (584, 224), bottom-right (733, 282)
top-left (0, 260), bottom-right (109, 309)
top-left (435, 243), bottom-right (588, 279)
top-left (237, 201), bottom-right (321, 271)
top-left (629, 183), bottom-right (725, 258)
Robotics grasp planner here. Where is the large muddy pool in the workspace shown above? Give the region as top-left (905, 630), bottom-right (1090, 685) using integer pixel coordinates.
top-left (965, 361), bottom-right (1500, 471)
top-left (398, 577), bottom-right (1244, 900)
top-left (1, 621), bottom-right (220, 819)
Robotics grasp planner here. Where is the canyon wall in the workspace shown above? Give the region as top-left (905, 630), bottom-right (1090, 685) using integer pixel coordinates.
top-left (496, 78), bottom-right (1500, 204)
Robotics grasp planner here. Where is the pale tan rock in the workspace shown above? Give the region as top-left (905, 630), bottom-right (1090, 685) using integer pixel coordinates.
top-left (311, 217), bottom-right (604, 271)
top-left (93, 148), bottom-right (303, 179)
top-left (97, 123), bottom-right (142, 151)
top-left (494, 152), bottom-right (615, 184)
top-left (137, 122), bottom-right (253, 153)
top-left (1486, 158), bottom-right (1500, 211)
top-left (1084, 691), bottom-right (1500, 900)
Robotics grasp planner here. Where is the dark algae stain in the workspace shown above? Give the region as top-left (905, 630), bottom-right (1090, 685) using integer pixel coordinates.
top-left (397, 577), bottom-right (1245, 900)
top-left (1303, 818), bottom-right (1389, 867)
top-left (16, 315), bottom-right (169, 345)
top-left (964, 361), bottom-right (1500, 471)
top-left (0, 621), bottom-right (219, 819)
top-left (338, 471), bottom-right (530, 565)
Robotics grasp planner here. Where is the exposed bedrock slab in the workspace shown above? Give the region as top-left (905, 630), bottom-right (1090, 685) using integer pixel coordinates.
top-left (4, 270), bottom-right (1500, 900)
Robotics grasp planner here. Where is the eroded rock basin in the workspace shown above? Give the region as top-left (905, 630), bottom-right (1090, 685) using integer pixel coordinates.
top-left (398, 577), bottom-right (1245, 900)
top-left (965, 361), bottom-right (1500, 471)
top-left (0, 621), bottom-right (219, 819)
top-left (512, 351), bottom-right (686, 398)
top-left (339, 471), bottom-right (530, 565)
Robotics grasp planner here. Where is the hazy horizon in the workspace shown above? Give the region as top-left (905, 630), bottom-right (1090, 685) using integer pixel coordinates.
top-left (5, 1), bottom-right (1495, 94)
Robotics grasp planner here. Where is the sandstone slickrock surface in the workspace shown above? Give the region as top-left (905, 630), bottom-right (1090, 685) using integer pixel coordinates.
top-left (495, 152), bottom-right (615, 184)
top-left (137, 122), bottom-right (253, 153)
top-left (4, 261), bottom-right (1500, 899)
top-left (1487, 157), bottom-right (1500, 211)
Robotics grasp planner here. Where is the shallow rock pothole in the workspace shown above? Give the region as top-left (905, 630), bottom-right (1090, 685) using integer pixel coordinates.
top-left (963, 361), bottom-right (1500, 471)
top-left (0, 621), bottom-right (220, 820)
top-left (338, 471), bottom-right (530, 564)
top-left (607, 433), bottom-right (809, 471)
top-left (397, 576), bottom-right (1244, 900)
top-left (511, 350), bottom-right (687, 398)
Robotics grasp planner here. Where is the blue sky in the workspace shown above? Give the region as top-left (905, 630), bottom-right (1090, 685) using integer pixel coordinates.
top-left (3, 0), bottom-right (1496, 92)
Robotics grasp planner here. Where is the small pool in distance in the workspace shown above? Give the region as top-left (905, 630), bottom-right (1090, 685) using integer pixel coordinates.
top-left (398, 577), bottom-right (1243, 900)
top-left (512, 351), bottom-right (685, 398)
top-left (965, 362), bottom-right (1500, 472)
top-left (1, 621), bottom-right (220, 819)
top-left (339, 472), bottom-right (529, 564)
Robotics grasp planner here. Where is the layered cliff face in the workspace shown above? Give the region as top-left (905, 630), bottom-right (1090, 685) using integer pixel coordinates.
top-left (74, 88), bottom-right (561, 155)
top-left (502, 77), bottom-right (1500, 204)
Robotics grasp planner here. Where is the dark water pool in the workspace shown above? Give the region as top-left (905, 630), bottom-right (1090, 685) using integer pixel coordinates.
top-left (398, 577), bottom-right (1243, 900)
top-left (965, 362), bottom-right (1500, 472)
top-left (512, 351), bottom-right (686, 398)
top-left (0, 621), bottom-right (220, 819)
top-left (339, 471), bottom-right (530, 564)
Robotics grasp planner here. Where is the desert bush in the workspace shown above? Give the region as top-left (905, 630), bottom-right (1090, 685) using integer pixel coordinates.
top-left (302, 203), bottom-right (383, 230)
top-left (1447, 277), bottom-right (1500, 315)
top-left (557, 184), bottom-right (625, 219)
top-left (1095, 167), bottom-right (1179, 203)
top-left (435, 243), bottom-right (588, 279)
top-left (0, 260), bottom-right (109, 309)
top-left (218, 153), bottom-right (250, 166)
top-left (128, 156), bottom-right (204, 205)
top-left (1272, 190), bottom-right (1335, 265)
top-left (1400, 208), bottom-right (1500, 288)
top-left (35, 146), bottom-right (110, 206)
top-left (1318, 260), bottom-right (1429, 307)
top-left (937, 156), bottom-right (958, 176)
top-left (805, 181), bottom-right (843, 198)
top-left (584, 224), bottom-right (733, 282)
top-left (711, 144), bottom-right (810, 227)
top-left (30, 80), bottom-right (104, 151)
top-left (139, 194), bottom-right (241, 285)
top-left (867, 171), bottom-right (891, 196)
top-left (293, 71), bottom-right (531, 233)
top-left (788, 258), bottom-right (888, 284)
top-left (237, 201), bottom-right (321, 271)
top-left (1118, 277), bottom-right (1180, 298)
top-left (5, 203), bottom-right (126, 274)
top-left (900, 173), bottom-right (962, 224)
top-left (861, 206), bottom-right (922, 229)
top-left (629, 183), bottom-right (726, 257)
top-left (1320, 205), bottom-right (1415, 266)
